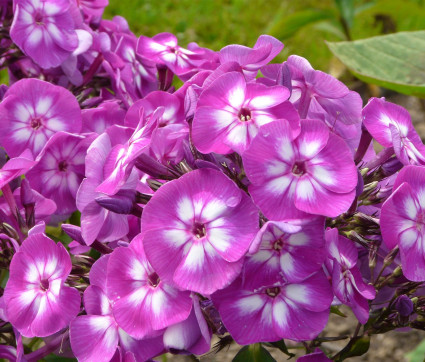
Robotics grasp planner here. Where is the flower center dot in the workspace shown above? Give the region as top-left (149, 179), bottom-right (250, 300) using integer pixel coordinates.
top-left (58, 160), bottom-right (68, 172)
top-left (34, 13), bottom-right (44, 25)
top-left (30, 117), bottom-right (42, 130)
top-left (292, 162), bottom-right (306, 176)
top-left (238, 108), bottom-right (251, 122)
top-left (273, 238), bottom-right (284, 251)
top-left (192, 222), bottom-right (206, 239)
top-left (39, 278), bottom-right (49, 291)
top-left (265, 287), bottom-right (280, 298)
top-left (148, 272), bottom-right (160, 288)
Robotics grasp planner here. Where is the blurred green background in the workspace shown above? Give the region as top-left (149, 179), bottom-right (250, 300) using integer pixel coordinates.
top-left (104, 0), bottom-right (425, 72)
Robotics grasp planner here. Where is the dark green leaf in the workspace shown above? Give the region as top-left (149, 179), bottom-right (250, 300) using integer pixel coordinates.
top-left (335, 336), bottom-right (370, 361)
top-left (269, 340), bottom-right (296, 359)
top-left (335, 0), bottom-right (355, 29)
top-left (331, 305), bottom-right (348, 317)
top-left (233, 344), bottom-right (276, 362)
top-left (327, 31), bottom-right (425, 97)
top-left (406, 338), bottom-right (425, 362)
top-left (268, 9), bottom-right (336, 39)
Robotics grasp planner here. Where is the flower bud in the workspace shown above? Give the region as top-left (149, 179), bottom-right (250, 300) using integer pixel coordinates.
top-left (395, 295), bottom-right (414, 317)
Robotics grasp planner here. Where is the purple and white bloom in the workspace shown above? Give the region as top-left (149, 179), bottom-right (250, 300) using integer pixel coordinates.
top-left (245, 218), bottom-right (326, 285)
top-left (76, 0), bottom-right (108, 24)
top-left (0, 149), bottom-right (36, 189)
top-left (284, 55), bottom-right (362, 149)
top-left (70, 257), bottom-right (163, 361)
top-left (76, 133), bottom-right (135, 245)
top-left (219, 35), bottom-right (283, 80)
top-left (284, 55), bottom-right (362, 124)
top-left (26, 132), bottom-right (90, 216)
top-left (381, 165), bottom-right (425, 281)
top-left (70, 255), bottom-right (165, 362)
top-left (124, 90), bottom-right (185, 129)
top-left (163, 295), bottom-right (211, 355)
top-left (81, 100), bottom-right (125, 134)
top-left (212, 271), bottom-right (333, 344)
top-left (3, 232), bottom-right (80, 337)
top-left (0, 78), bottom-right (82, 158)
top-left (11, 0), bottom-right (79, 68)
top-left (243, 119), bottom-right (357, 219)
top-left (192, 71), bottom-right (298, 154)
top-left (137, 32), bottom-right (207, 76)
top-left (325, 228), bottom-right (376, 324)
top-left (141, 168), bottom-right (259, 295)
top-left (106, 235), bottom-right (193, 339)
top-left (95, 115), bottom-right (156, 195)
top-left (363, 98), bottom-right (425, 165)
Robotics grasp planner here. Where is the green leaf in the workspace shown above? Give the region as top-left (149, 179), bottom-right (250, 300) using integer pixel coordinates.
top-left (335, 336), bottom-right (370, 361)
top-left (269, 340), bottom-right (296, 359)
top-left (327, 31), bottom-right (425, 97)
top-left (334, 0), bottom-right (355, 29)
top-left (407, 339), bottom-right (425, 362)
top-left (331, 305), bottom-right (348, 318)
top-left (268, 9), bottom-right (336, 39)
top-left (233, 344), bottom-right (276, 362)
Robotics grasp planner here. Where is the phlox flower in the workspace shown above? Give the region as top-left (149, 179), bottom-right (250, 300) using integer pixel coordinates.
top-left (76, 132), bottom-right (136, 245)
top-left (3, 231), bottom-right (80, 337)
top-left (245, 218), bottom-right (326, 285)
top-left (219, 35), bottom-right (283, 81)
top-left (106, 235), bottom-right (193, 339)
top-left (70, 255), bottom-right (165, 362)
top-left (0, 78), bottom-right (82, 158)
top-left (11, 0), bottom-right (79, 68)
top-left (192, 71), bottom-right (298, 154)
top-left (0, 149), bottom-right (36, 189)
top-left (141, 168), bottom-right (259, 295)
top-left (362, 97), bottom-right (425, 165)
top-left (211, 271), bottom-right (333, 344)
top-left (137, 32), bottom-right (209, 76)
top-left (26, 132), bottom-right (92, 216)
top-left (381, 165), bottom-right (425, 281)
top-left (325, 228), bottom-right (376, 324)
top-left (243, 119), bottom-right (357, 219)
top-left (81, 100), bottom-right (125, 134)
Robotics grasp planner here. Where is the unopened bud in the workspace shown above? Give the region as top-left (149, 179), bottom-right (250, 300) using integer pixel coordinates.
top-left (395, 295), bottom-right (414, 317)
top-left (62, 224), bottom-right (85, 245)
top-left (384, 246), bottom-right (399, 267)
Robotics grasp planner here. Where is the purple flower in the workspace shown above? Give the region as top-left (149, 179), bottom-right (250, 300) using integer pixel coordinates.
top-left (3, 232), bottom-right (80, 337)
top-left (76, 132), bottom-right (135, 245)
top-left (212, 271), bottom-right (332, 344)
top-left (297, 348), bottom-right (331, 362)
top-left (11, 0), bottom-right (79, 68)
top-left (363, 98), bottom-right (425, 165)
top-left (326, 228), bottom-right (376, 324)
top-left (106, 235), bottom-right (193, 339)
top-left (0, 149), bottom-right (36, 189)
top-left (219, 35), bottom-right (283, 80)
top-left (245, 218), bottom-right (326, 285)
top-left (141, 168), bottom-right (259, 295)
top-left (137, 32), bottom-right (208, 76)
top-left (70, 255), bottom-right (165, 362)
top-left (243, 119), bottom-right (357, 219)
top-left (81, 100), bottom-right (125, 134)
top-left (192, 71), bottom-right (297, 154)
top-left (26, 132), bottom-right (91, 216)
top-left (0, 78), bottom-right (82, 158)
top-left (381, 165), bottom-right (425, 281)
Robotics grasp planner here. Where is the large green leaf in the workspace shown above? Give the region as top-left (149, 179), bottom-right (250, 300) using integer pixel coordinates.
top-left (233, 344), bottom-right (276, 362)
top-left (407, 339), bottom-right (425, 362)
top-left (327, 31), bottom-right (425, 97)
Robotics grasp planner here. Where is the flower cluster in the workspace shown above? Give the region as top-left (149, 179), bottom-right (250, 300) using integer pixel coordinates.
top-left (0, 0), bottom-right (425, 361)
